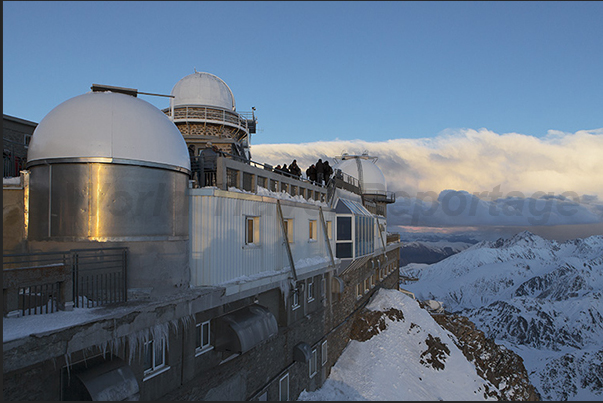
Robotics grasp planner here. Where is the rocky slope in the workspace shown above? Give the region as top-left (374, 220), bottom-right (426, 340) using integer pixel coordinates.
top-left (401, 231), bottom-right (603, 401)
top-left (350, 306), bottom-right (539, 400)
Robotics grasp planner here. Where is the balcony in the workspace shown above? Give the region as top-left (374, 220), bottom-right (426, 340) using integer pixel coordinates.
top-left (3, 247), bottom-right (128, 318)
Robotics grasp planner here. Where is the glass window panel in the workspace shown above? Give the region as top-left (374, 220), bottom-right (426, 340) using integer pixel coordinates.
top-left (337, 217), bottom-right (352, 241)
top-left (143, 341), bottom-right (152, 371)
top-left (336, 242), bottom-right (353, 258)
top-left (202, 322), bottom-right (210, 348)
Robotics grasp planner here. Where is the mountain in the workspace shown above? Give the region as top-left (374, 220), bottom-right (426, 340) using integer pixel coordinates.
top-left (401, 231), bottom-right (603, 401)
top-left (399, 240), bottom-right (474, 266)
top-left (298, 288), bottom-right (537, 401)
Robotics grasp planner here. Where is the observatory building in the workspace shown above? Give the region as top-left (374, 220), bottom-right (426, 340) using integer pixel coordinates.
top-left (3, 72), bottom-right (401, 401)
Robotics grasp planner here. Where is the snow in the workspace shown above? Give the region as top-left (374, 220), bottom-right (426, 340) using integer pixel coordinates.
top-left (400, 231), bottom-right (603, 401)
top-left (298, 288), bottom-right (498, 401)
top-left (3, 176), bottom-right (21, 186)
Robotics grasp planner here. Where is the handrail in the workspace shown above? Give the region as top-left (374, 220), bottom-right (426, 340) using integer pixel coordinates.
top-left (164, 105), bottom-right (251, 132)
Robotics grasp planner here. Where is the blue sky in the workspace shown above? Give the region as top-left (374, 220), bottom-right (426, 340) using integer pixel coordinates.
top-left (4, 1), bottom-right (603, 241)
top-left (3, 1), bottom-right (602, 144)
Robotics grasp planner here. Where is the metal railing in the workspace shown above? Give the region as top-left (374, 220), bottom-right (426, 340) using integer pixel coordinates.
top-left (164, 106), bottom-right (252, 133)
top-left (190, 152), bottom-right (330, 202)
top-left (72, 248), bottom-right (128, 308)
top-left (3, 247), bottom-right (128, 316)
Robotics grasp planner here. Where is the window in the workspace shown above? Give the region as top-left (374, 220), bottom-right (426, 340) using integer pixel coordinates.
top-left (292, 288), bottom-right (300, 310)
top-left (326, 220), bottom-right (333, 239)
top-left (364, 278), bottom-right (370, 293)
top-left (307, 278), bottom-right (314, 302)
top-left (245, 216), bottom-right (260, 245)
top-left (321, 277), bottom-right (326, 297)
top-left (356, 283), bottom-right (363, 300)
top-left (195, 320), bottom-right (212, 355)
top-left (309, 348), bottom-right (317, 378)
top-left (321, 340), bottom-right (328, 366)
top-left (279, 373), bottom-right (289, 401)
top-left (283, 218), bottom-right (294, 243)
top-left (336, 216), bottom-right (353, 258)
top-left (143, 338), bottom-right (166, 377)
top-left (309, 220), bottom-right (317, 241)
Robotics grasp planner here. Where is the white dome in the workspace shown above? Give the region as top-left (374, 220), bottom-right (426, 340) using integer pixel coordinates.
top-left (333, 157), bottom-right (387, 195)
top-left (171, 72), bottom-right (236, 111)
top-left (27, 91), bottom-right (190, 171)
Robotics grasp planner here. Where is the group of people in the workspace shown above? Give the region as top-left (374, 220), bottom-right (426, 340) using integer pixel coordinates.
top-left (273, 159), bottom-right (302, 178)
top-left (306, 158), bottom-right (333, 186)
top-left (272, 158), bottom-right (334, 186)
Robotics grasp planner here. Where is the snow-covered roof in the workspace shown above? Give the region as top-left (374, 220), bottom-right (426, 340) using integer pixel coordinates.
top-left (27, 91), bottom-right (190, 171)
top-left (170, 71), bottom-right (236, 111)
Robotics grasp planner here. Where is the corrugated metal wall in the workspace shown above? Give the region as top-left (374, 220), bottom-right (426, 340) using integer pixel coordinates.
top-left (189, 192), bottom-right (336, 286)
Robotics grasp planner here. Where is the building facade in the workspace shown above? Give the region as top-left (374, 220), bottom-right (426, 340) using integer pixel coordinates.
top-left (2, 72), bottom-right (401, 401)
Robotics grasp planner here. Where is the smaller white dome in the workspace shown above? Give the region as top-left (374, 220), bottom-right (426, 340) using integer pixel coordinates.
top-left (171, 72), bottom-right (236, 111)
top-left (333, 156), bottom-right (387, 195)
top-left (28, 91), bottom-right (190, 171)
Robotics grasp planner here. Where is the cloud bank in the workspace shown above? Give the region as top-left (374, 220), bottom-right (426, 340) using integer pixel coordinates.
top-left (252, 128), bottom-right (603, 236)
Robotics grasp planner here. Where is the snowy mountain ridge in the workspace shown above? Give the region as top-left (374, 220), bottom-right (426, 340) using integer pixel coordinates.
top-left (401, 231), bottom-right (603, 401)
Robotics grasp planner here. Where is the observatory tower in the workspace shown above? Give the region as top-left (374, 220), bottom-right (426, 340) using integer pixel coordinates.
top-left (164, 71), bottom-right (257, 161)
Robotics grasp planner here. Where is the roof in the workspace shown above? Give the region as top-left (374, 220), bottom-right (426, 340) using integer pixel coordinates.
top-left (27, 91), bottom-right (190, 171)
top-left (170, 71), bottom-right (236, 111)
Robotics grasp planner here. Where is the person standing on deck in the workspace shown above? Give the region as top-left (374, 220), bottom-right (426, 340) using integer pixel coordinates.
top-left (315, 158), bottom-right (324, 185)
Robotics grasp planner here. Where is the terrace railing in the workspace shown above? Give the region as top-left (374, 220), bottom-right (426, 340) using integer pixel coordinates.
top-left (3, 247), bottom-right (128, 317)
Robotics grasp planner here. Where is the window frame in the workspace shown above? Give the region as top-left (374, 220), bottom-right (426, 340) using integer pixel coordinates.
top-left (309, 219), bottom-right (317, 241)
top-left (307, 278), bottom-right (315, 302)
top-left (309, 348), bottom-right (318, 378)
top-left (292, 288), bottom-right (300, 310)
top-left (279, 373), bottom-right (290, 401)
top-left (143, 338), bottom-right (168, 380)
top-left (245, 216), bottom-right (260, 246)
top-left (283, 218), bottom-right (294, 243)
top-left (195, 320), bottom-right (213, 356)
top-left (321, 340), bottom-right (328, 366)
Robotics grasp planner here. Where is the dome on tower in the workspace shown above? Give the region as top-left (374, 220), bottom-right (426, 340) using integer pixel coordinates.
top-left (333, 154), bottom-right (387, 195)
top-left (27, 91), bottom-right (190, 172)
top-left (170, 71), bottom-right (236, 111)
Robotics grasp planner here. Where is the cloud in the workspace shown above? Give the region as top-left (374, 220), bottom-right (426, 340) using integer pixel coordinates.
top-left (252, 128), bottom-right (603, 199)
top-left (251, 128), bottom-right (603, 237)
top-left (387, 189), bottom-right (603, 227)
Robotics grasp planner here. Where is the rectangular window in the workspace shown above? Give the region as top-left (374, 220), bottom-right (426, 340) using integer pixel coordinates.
top-left (307, 278), bottom-right (314, 302)
top-left (309, 220), bottom-right (317, 241)
top-left (321, 277), bottom-right (326, 297)
top-left (143, 338), bottom-right (166, 376)
top-left (356, 283), bottom-right (362, 300)
top-left (321, 340), bottom-right (328, 366)
top-left (195, 320), bottom-right (212, 355)
top-left (292, 289), bottom-right (300, 310)
top-left (309, 348), bottom-right (317, 378)
top-left (364, 278), bottom-right (370, 293)
top-left (245, 216), bottom-right (260, 245)
top-left (326, 220), bottom-right (333, 239)
top-left (336, 216), bottom-right (352, 240)
top-left (279, 373), bottom-right (289, 401)
top-left (283, 218), bottom-right (294, 243)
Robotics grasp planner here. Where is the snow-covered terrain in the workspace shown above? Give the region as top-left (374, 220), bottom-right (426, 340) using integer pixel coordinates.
top-left (298, 288), bottom-right (502, 401)
top-left (401, 231), bottom-right (603, 401)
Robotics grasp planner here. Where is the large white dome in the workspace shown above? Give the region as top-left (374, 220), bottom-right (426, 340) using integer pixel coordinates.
top-left (333, 156), bottom-right (387, 195)
top-left (171, 71), bottom-right (236, 111)
top-left (27, 91), bottom-right (190, 171)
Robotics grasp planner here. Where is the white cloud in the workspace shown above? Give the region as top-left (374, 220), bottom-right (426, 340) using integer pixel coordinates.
top-left (251, 128), bottom-right (603, 235)
top-left (252, 128), bottom-right (603, 199)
